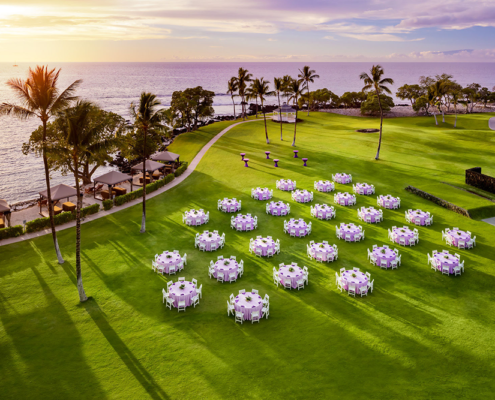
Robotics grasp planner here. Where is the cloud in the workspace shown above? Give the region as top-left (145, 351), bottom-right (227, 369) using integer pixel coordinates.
top-left (323, 36), bottom-right (336, 40)
top-left (339, 33), bottom-right (425, 42)
top-left (267, 38), bottom-right (277, 41)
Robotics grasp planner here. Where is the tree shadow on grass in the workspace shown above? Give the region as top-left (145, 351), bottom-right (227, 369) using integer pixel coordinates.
top-left (82, 298), bottom-right (170, 400)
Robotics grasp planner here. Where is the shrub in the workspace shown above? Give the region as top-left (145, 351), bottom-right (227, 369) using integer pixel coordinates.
top-left (360, 93), bottom-right (394, 116)
top-left (102, 199), bottom-right (114, 211)
top-left (115, 188), bottom-right (143, 206)
top-left (0, 225), bottom-right (24, 240)
top-left (26, 203), bottom-right (101, 233)
top-left (164, 173), bottom-right (175, 183)
top-left (175, 162), bottom-right (189, 177)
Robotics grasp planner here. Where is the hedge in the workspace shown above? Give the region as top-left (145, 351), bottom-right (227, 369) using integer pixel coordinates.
top-left (175, 162), bottom-right (189, 177)
top-left (0, 225), bottom-right (24, 240)
top-left (26, 203), bottom-right (101, 233)
top-left (102, 199), bottom-right (114, 211)
top-left (405, 186), bottom-right (471, 218)
top-left (114, 173), bottom-right (176, 206)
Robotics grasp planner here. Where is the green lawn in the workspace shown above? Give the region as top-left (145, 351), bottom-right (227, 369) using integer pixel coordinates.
top-left (1, 112), bottom-right (495, 399)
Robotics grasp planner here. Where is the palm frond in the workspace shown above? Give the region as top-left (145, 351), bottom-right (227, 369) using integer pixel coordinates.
top-left (0, 103), bottom-right (37, 119)
top-left (50, 79), bottom-right (83, 114)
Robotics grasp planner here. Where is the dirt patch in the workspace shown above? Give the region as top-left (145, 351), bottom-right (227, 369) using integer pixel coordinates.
top-left (356, 129), bottom-right (379, 133)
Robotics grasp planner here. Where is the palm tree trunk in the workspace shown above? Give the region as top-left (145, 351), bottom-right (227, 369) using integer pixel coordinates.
top-left (278, 92), bottom-right (283, 140)
top-left (255, 98), bottom-right (258, 118)
top-left (262, 102), bottom-right (269, 144)
top-left (42, 120), bottom-right (64, 264)
top-left (307, 83), bottom-right (310, 116)
top-left (232, 96), bottom-right (236, 119)
top-left (73, 154), bottom-right (88, 302)
top-left (433, 112), bottom-right (438, 125)
top-left (441, 106), bottom-right (445, 123)
top-left (454, 107), bottom-right (457, 128)
top-left (292, 107), bottom-right (298, 147)
top-left (141, 128), bottom-right (147, 233)
top-left (375, 92), bottom-right (384, 160)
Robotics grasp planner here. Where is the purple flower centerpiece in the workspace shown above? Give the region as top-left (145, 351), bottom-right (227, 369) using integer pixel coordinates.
top-left (457, 231), bottom-right (462, 236)
top-left (166, 255), bottom-right (173, 259)
top-left (288, 267), bottom-right (294, 272)
top-left (242, 216), bottom-right (246, 219)
top-left (262, 239), bottom-right (267, 244)
top-left (294, 220), bottom-right (299, 225)
top-left (351, 273), bottom-right (357, 278)
top-left (319, 244), bottom-right (325, 248)
top-left (179, 284), bottom-right (186, 290)
top-left (208, 233), bottom-right (213, 238)
top-left (246, 296), bottom-right (252, 302)
top-left (224, 260), bottom-right (230, 266)
top-left (380, 249), bottom-right (386, 254)
top-left (401, 229), bottom-right (405, 233)
top-left (444, 255), bottom-right (449, 259)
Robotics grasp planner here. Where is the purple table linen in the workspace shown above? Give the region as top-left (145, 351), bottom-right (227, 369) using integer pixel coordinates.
top-left (434, 253), bottom-right (459, 274)
top-left (185, 210), bottom-right (207, 226)
top-left (310, 243), bottom-right (335, 261)
top-left (279, 265), bottom-right (304, 288)
top-left (356, 183), bottom-right (373, 195)
top-left (156, 252), bottom-right (182, 274)
top-left (292, 190), bottom-right (312, 203)
top-left (198, 233), bottom-right (222, 251)
top-left (379, 195), bottom-right (399, 209)
top-left (278, 180), bottom-right (296, 191)
top-left (214, 258), bottom-right (239, 281)
top-left (221, 199), bottom-right (240, 213)
top-left (361, 207), bottom-right (381, 223)
top-left (341, 270), bottom-right (368, 293)
top-left (336, 193), bottom-right (355, 206)
top-left (253, 188), bottom-right (272, 200)
top-left (314, 204), bottom-right (334, 219)
top-left (447, 229), bottom-right (471, 247)
top-left (409, 210), bottom-right (429, 225)
top-left (252, 238), bottom-right (276, 256)
top-left (316, 180), bottom-right (335, 192)
top-left (373, 247), bottom-right (397, 268)
top-left (169, 281), bottom-right (197, 308)
top-left (287, 219), bottom-right (309, 237)
top-left (340, 224), bottom-right (362, 242)
top-left (235, 292), bottom-right (263, 320)
top-left (233, 215), bottom-right (254, 231)
top-left (393, 228), bottom-right (415, 245)
top-left (268, 202), bottom-right (289, 216)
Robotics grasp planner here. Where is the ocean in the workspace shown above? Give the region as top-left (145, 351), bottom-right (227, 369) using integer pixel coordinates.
top-left (1, 62), bottom-right (494, 204)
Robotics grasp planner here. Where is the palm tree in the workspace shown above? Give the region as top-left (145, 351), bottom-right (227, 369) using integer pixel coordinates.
top-left (0, 66), bottom-right (81, 264)
top-left (236, 68), bottom-right (253, 120)
top-left (298, 66), bottom-right (320, 116)
top-left (246, 80), bottom-right (260, 118)
top-left (427, 87), bottom-right (439, 125)
top-left (282, 75), bottom-right (294, 104)
top-left (256, 78), bottom-right (275, 144)
top-left (288, 80), bottom-right (304, 147)
top-left (50, 101), bottom-right (110, 302)
top-left (432, 81), bottom-right (445, 122)
top-left (273, 77), bottom-right (284, 140)
top-left (130, 93), bottom-right (168, 233)
top-left (359, 65), bottom-right (394, 160)
top-left (226, 78), bottom-right (238, 119)
top-left (451, 90), bottom-right (461, 128)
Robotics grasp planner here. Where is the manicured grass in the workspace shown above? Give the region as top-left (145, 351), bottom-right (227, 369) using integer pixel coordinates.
top-left (1, 112), bottom-right (495, 399)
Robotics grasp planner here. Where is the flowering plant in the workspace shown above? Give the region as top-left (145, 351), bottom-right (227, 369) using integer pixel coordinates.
top-left (351, 273), bottom-right (357, 278)
top-left (179, 284), bottom-right (185, 289)
top-left (166, 255), bottom-right (172, 259)
top-left (224, 261), bottom-right (230, 265)
top-left (380, 249), bottom-right (386, 254)
top-left (246, 296), bottom-right (252, 302)
top-left (208, 233), bottom-right (213, 237)
top-left (457, 232), bottom-right (461, 236)
top-left (444, 255), bottom-right (449, 259)
top-left (288, 267), bottom-right (294, 272)
top-left (319, 244), bottom-right (325, 248)
top-left (262, 239), bottom-right (267, 243)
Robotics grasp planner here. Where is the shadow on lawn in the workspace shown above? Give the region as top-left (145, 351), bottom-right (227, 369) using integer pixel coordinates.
top-left (0, 267), bottom-right (107, 399)
top-left (82, 298), bottom-right (170, 400)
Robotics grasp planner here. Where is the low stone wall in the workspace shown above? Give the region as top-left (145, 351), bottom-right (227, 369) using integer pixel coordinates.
top-left (404, 186), bottom-right (471, 218)
top-left (466, 167), bottom-right (495, 193)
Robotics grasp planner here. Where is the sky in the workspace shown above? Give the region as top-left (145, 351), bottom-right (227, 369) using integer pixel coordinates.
top-left (1, 0), bottom-right (495, 62)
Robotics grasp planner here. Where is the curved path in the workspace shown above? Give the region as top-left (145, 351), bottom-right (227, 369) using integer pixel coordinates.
top-left (489, 117), bottom-right (495, 131)
top-left (0, 119), bottom-right (257, 247)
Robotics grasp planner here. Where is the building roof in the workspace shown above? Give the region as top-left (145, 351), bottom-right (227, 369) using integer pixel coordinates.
top-left (131, 159), bottom-right (165, 172)
top-left (274, 104), bottom-right (296, 113)
top-left (39, 184), bottom-right (77, 201)
top-left (0, 199), bottom-right (10, 213)
top-left (151, 151), bottom-right (180, 162)
top-left (93, 170), bottom-right (132, 185)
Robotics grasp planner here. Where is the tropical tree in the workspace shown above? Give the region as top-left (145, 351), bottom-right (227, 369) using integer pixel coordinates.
top-left (431, 81), bottom-right (446, 122)
top-left (451, 90), bottom-right (461, 128)
top-left (0, 66), bottom-right (81, 264)
top-left (125, 93), bottom-right (169, 233)
top-left (170, 87), bottom-right (215, 131)
top-left (288, 80), bottom-right (304, 147)
top-left (427, 87), bottom-right (440, 125)
top-left (23, 108), bottom-right (125, 185)
top-left (273, 77), bottom-right (284, 141)
top-left (236, 68), bottom-right (253, 120)
top-left (359, 64), bottom-right (394, 160)
top-left (256, 78), bottom-right (274, 144)
top-left (246, 79), bottom-right (260, 118)
top-left (298, 66), bottom-right (320, 116)
top-left (282, 75), bottom-right (294, 104)
top-left (47, 101), bottom-right (112, 302)
top-left (226, 78), bottom-right (238, 119)
top-left (396, 84), bottom-right (423, 106)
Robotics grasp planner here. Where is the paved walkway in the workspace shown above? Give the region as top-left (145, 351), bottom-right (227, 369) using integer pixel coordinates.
top-left (482, 216), bottom-right (495, 226)
top-left (489, 117), bottom-right (495, 131)
top-left (0, 119), bottom-right (256, 247)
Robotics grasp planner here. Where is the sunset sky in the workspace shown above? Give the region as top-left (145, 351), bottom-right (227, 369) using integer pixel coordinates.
top-left (1, 0), bottom-right (495, 62)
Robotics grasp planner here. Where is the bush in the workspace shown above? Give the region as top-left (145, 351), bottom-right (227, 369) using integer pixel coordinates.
top-left (164, 173), bottom-right (175, 183)
top-left (0, 225), bottom-right (24, 240)
top-left (175, 162), bottom-right (189, 177)
top-left (115, 188), bottom-right (143, 206)
top-left (102, 199), bottom-right (114, 211)
top-left (26, 203), bottom-right (101, 233)
top-left (360, 93), bottom-right (394, 116)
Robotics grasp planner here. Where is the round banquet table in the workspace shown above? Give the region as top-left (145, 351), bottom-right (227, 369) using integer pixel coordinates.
top-left (214, 258), bottom-right (239, 281)
top-left (278, 265), bottom-right (304, 288)
top-left (252, 188), bottom-right (272, 201)
top-left (198, 232), bottom-right (222, 251)
top-left (356, 183), bottom-right (374, 195)
top-left (278, 180), bottom-right (296, 191)
top-left (393, 227), bottom-right (415, 246)
top-left (334, 173), bottom-right (351, 184)
top-left (341, 270), bottom-right (368, 293)
top-left (220, 199), bottom-right (240, 213)
top-left (316, 180), bottom-right (335, 192)
top-left (156, 251), bottom-right (182, 274)
top-left (372, 247), bottom-right (397, 268)
top-left (169, 281), bottom-right (197, 308)
top-left (185, 209), bottom-right (207, 226)
top-left (287, 219), bottom-right (309, 237)
top-left (434, 252), bottom-right (459, 274)
top-left (379, 195), bottom-right (399, 209)
top-left (340, 223), bottom-right (362, 242)
top-left (234, 292), bottom-right (263, 320)
top-left (335, 193), bottom-right (355, 206)
top-left (252, 238), bottom-right (276, 256)
top-left (268, 201), bottom-right (289, 216)
top-left (409, 210), bottom-right (429, 225)
top-left (361, 207), bottom-right (381, 223)
top-left (310, 243), bottom-right (335, 261)
top-left (292, 190), bottom-right (312, 203)
top-left (233, 215), bottom-right (254, 231)
top-left (446, 229), bottom-right (471, 247)
top-left (313, 204), bottom-right (334, 219)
